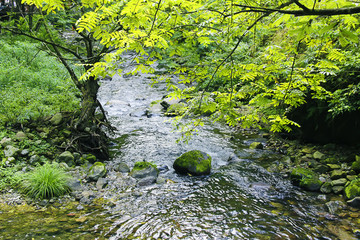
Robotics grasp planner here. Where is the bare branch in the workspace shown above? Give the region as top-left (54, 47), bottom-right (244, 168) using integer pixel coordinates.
top-left (293, 0), bottom-right (310, 11)
top-left (233, 3), bottom-right (360, 17)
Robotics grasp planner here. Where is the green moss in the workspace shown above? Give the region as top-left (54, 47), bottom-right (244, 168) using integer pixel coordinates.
top-left (352, 160), bottom-right (360, 173)
top-left (291, 168), bottom-right (315, 182)
top-left (85, 154), bottom-right (97, 162)
top-left (133, 161), bottom-right (158, 171)
top-left (344, 179), bottom-right (360, 199)
top-left (173, 150), bottom-right (211, 175)
top-left (89, 162), bottom-right (106, 171)
top-left (291, 167), bottom-right (321, 191)
top-left (299, 177), bottom-right (322, 191)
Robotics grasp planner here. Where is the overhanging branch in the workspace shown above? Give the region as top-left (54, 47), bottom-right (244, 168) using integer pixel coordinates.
top-left (1, 26), bottom-right (84, 61)
top-left (233, 3), bottom-right (360, 17)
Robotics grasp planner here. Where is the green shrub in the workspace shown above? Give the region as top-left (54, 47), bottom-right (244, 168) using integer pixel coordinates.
top-left (22, 163), bottom-right (71, 199)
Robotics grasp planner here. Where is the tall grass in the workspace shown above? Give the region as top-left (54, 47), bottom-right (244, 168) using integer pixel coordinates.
top-left (22, 163), bottom-right (71, 199)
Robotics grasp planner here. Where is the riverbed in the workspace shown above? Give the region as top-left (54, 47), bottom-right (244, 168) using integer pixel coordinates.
top-left (1, 52), bottom-right (359, 239)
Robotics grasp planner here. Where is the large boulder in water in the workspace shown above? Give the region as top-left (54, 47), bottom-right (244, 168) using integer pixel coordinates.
top-left (173, 150), bottom-right (211, 176)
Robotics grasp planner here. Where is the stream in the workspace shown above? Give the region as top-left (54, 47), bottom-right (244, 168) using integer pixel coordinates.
top-left (1, 52), bottom-right (358, 239)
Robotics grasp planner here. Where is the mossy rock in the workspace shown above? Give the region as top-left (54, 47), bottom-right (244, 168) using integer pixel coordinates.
top-left (173, 150), bottom-right (211, 176)
top-left (290, 167), bottom-right (321, 191)
top-left (130, 162), bottom-right (158, 184)
top-left (50, 113), bottom-right (63, 125)
top-left (290, 168), bottom-right (315, 184)
top-left (299, 177), bottom-right (322, 191)
top-left (57, 151), bottom-right (75, 167)
top-left (344, 179), bottom-right (360, 200)
top-left (82, 154), bottom-right (97, 163)
top-left (165, 103), bottom-right (186, 116)
top-left (87, 162), bottom-right (106, 182)
top-left (352, 159), bottom-right (360, 173)
top-left (132, 161), bottom-right (158, 172)
top-left (320, 182), bottom-right (332, 194)
top-left (249, 142), bottom-right (263, 150)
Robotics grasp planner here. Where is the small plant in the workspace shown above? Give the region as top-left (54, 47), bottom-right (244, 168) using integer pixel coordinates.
top-left (0, 164), bottom-right (24, 191)
top-left (22, 163), bottom-right (71, 199)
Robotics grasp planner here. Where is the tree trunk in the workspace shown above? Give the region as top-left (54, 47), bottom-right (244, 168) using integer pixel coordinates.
top-left (77, 76), bottom-right (99, 129)
top-left (73, 76), bottom-right (109, 160)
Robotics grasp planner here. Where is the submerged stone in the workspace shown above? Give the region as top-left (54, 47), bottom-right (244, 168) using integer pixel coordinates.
top-left (96, 178), bottom-right (109, 190)
top-left (173, 150), bottom-right (211, 176)
top-left (325, 200), bottom-right (346, 214)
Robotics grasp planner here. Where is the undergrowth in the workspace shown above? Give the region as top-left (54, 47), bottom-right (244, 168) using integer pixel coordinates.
top-left (0, 35), bottom-right (81, 125)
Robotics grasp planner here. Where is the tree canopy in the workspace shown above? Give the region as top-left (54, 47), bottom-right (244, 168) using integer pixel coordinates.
top-left (2, 0), bottom-right (360, 142)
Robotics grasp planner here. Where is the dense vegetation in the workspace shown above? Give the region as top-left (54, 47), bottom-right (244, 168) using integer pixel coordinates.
top-left (0, 36), bottom-right (80, 125)
top-left (0, 35), bottom-right (80, 195)
top-left (0, 0), bottom-right (360, 198)
top-left (2, 0), bottom-right (359, 143)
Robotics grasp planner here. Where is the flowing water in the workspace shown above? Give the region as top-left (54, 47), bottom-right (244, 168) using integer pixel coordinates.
top-left (1, 53), bottom-right (359, 239)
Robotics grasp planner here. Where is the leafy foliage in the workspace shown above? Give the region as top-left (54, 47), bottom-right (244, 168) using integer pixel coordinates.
top-left (0, 164), bottom-right (24, 191)
top-left (7, 0), bottom-right (360, 138)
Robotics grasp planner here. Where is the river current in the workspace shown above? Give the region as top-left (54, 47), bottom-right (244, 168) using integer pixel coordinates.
top-left (1, 53), bottom-right (357, 239)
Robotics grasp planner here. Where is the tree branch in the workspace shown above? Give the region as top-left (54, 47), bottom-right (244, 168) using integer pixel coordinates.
top-left (1, 26), bottom-right (84, 61)
top-left (293, 0), bottom-right (310, 11)
top-left (233, 3), bottom-right (360, 16)
top-left (198, 0), bottom-right (294, 107)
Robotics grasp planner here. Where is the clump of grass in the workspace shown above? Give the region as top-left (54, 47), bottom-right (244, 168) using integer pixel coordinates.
top-left (22, 163), bottom-right (71, 199)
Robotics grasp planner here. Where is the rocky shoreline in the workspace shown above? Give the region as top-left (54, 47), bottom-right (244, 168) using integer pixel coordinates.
top-left (1, 100), bottom-right (360, 238)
